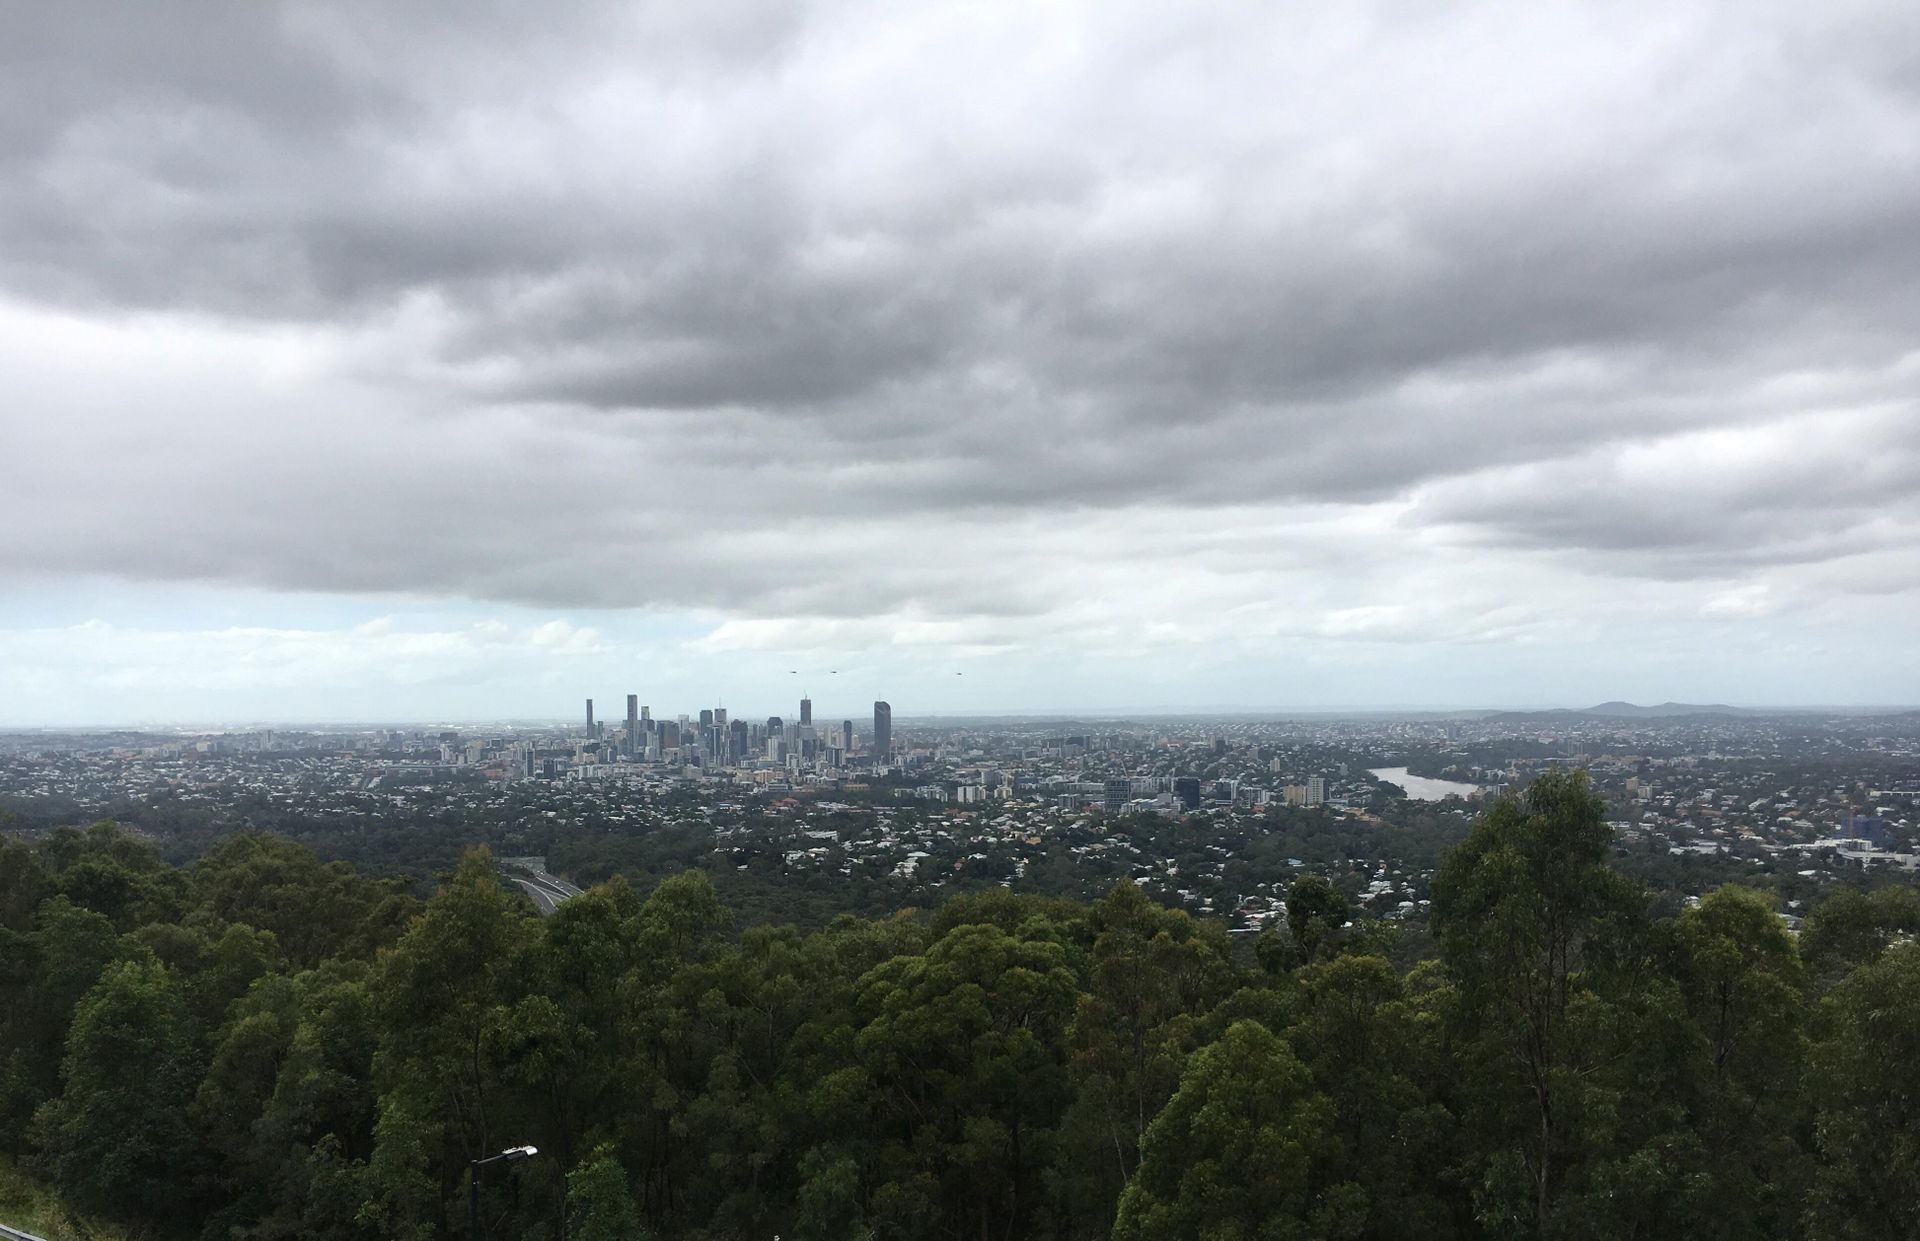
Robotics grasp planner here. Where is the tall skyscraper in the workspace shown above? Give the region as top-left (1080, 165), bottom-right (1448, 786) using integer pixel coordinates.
top-left (1306, 775), bottom-right (1326, 806)
top-left (873, 700), bottom-right (892, 762)
top-left (585, 698), bottom-right (595, 734)
top-left (842, 719), bottom-right (855, 751)
top-left (1172, 777), bottom-right (1202, 811)
top-left (799, 696), bottom-right (812, 726)
top-left (625, 694), bottom-right (639, 751)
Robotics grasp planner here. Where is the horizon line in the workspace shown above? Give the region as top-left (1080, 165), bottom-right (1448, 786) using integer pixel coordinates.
top-left (5, 701), bottom-right (1919, 731)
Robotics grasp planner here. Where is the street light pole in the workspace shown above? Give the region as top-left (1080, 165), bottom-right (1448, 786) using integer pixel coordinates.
top-left (469, 1144), bottom-right (539, 1240)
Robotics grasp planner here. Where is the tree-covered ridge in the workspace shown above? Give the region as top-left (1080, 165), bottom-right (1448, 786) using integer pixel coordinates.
top-left (1, 772), bottom-right (1917, 1240)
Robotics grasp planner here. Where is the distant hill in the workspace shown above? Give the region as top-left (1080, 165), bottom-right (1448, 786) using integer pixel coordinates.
top-left (1482, 701), bottom-right (1767, 723)
top-left (1581, 701), bottom-right (1753, 718)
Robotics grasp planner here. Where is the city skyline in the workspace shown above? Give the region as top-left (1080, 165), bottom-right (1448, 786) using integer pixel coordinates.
top-left (7, 690), bottom-right (1920, 733)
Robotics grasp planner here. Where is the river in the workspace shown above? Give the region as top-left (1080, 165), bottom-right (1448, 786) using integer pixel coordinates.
top-left (1369, 767), bottom-right (1481, 801)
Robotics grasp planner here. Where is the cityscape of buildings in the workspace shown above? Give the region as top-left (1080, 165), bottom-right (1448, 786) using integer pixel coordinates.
top-left (565, 693), bottom-right (893, 778)
top-left (4, 694), bottom-right (1916, 937)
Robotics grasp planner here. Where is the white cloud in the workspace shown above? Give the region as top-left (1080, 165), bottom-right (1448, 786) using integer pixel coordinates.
top-left (1, 2), bottom-right (1918, 714)
top-left (0, 616), bottom-right (615, 720)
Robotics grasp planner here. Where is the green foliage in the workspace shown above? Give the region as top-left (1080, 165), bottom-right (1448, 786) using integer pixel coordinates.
top-left (854, 918), bottom-right (1080, 1237)
top-left (1805, 942), bottom-right (1920, 1241)
top-left (0, 773), bottom-right (1915, 1238)
top-left (32, 959), bottom-right (202, 1225)
top-left (1055, 882), bottom-right (1232, 1234)
top-left (1286, 874), bottom-right (1351, 963)
top-left (188, 832), bottom-right (418, 968)
top-left (0, 1152), bottom-right (129, 1241)
top-left (1431, 768), bottom-right (1650, 1235)
top-left (42, 823), bottom-right (187, 930)
top-left (1658, 887), bottom-right (1812, 1240)
top-left (1286, 954), bottom-right (1464, 1238)
top-left (566, 1143), bottom-right (648, 1241)
top-left (1799, 885), bottom-right (1920, 983)
top-left (0, 896), bottom-right (132, 1150)
top-left (363, 848), bottom-right (542, 1238)
top-left (1113, 1019), bottom-right (1361, 1241)
top-left (0, 838), bottom-right (48, 932)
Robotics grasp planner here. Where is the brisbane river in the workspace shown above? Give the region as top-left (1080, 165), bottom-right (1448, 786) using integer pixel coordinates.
top-left (1368, 767), bottom-right (1482, 801)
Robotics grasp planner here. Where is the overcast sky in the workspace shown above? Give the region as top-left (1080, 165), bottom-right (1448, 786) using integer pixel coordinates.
top-left (2, 1), bottom-right (1916, 725)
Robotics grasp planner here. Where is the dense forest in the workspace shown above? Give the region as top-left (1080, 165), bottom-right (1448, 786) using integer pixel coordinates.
top-left (3, 771), bottom-right (1918, 1240)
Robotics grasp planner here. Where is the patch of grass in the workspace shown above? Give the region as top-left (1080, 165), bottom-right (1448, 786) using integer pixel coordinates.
top-left (0, 1157), bottom-right (124, 1241)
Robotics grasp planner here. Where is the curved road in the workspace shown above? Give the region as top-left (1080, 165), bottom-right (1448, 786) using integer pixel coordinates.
top-left (498, 857), bottom-right (584, 916)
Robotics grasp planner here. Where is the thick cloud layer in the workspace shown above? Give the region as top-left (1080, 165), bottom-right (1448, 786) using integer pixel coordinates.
top-left (1, 1), bottom-right (1916, 714)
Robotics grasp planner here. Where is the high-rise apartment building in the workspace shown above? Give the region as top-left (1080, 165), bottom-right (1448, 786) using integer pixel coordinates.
top-left (585, 699), bottom-right (595, 735)
top-left (873, 700), bottom-right (892, 761)
top-left (1306, 776), bottom-right (1326, 806)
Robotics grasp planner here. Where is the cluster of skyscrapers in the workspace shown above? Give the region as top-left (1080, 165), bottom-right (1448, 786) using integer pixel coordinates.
top-left (577, 694), bottom-right (894, 772)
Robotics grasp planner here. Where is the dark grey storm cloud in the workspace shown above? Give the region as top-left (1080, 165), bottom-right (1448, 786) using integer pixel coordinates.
top-left (1, 0), bottom-right (1917, 630)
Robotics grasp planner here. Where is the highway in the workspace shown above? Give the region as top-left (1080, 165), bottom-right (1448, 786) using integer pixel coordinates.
top-left (497, 857), bottom-right (584, 916)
